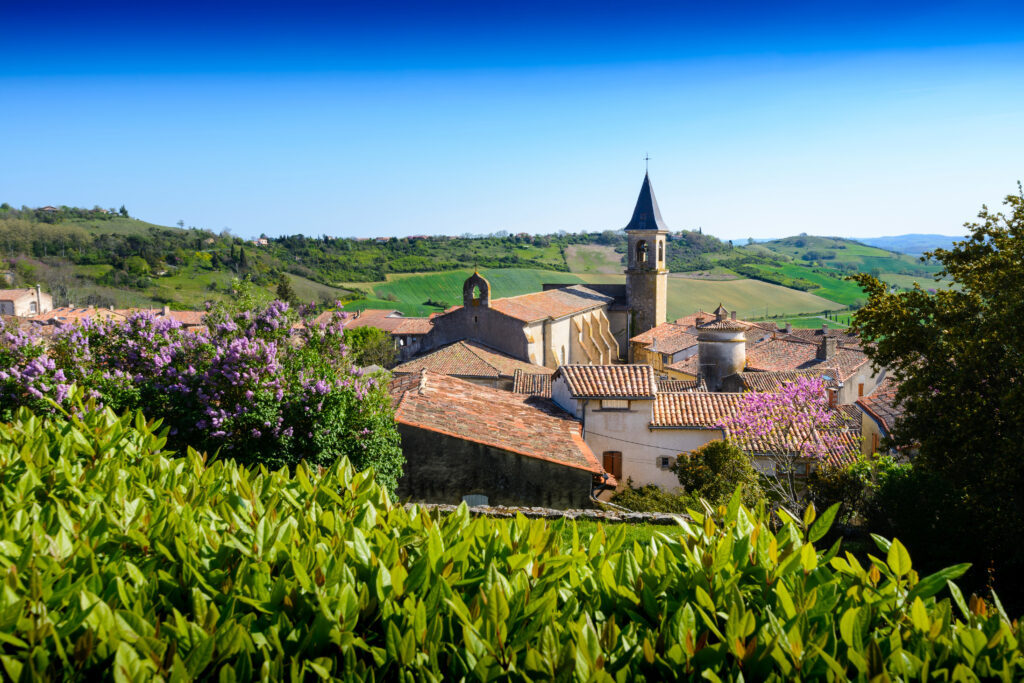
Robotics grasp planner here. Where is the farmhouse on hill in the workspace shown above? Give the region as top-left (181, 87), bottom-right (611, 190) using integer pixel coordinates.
top-left (0, 285), bottom-right (52, 317)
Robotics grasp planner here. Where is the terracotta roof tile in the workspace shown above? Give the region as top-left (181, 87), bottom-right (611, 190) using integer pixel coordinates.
top-left (736, 370), bottom-right (841, 392)
top-left (651, 392), bottom-right (859, 466)
top-left (487, 285), bottom-right (612, 323)
top-left (745, 338), bottom-right (868, 381)
top-left (629, 322), bottom-right (699, 355)
top-left (557, 364), bottom-right (656, 399)
top-left (856, 377), bottom-right (904, 435)
top-left (393, 317), bottom-right (433, 334)
top-left (342, 309), bottom-right (409, 333)
top-left (658, 377), bottom-right (707, 393)
top-left (30, 307), bottom-right (127, 324)
top-left (512, 369), bottom-right (553, 398)
top-left (0, 288), bottom-right (39, 301)
top-left (389, 371), bottom-right (605, 476)
top-left (784, 327), bottom-right (862, 348)
top-left (393, 341), bottom-right (552, 380)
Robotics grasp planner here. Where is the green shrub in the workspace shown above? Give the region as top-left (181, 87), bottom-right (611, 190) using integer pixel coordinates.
top-left (0, 405), bottom-right (1021, 680)
top-left (673, 439), bottom-right (764, 507)
top-left (609, 480), bottom-right (693, 513)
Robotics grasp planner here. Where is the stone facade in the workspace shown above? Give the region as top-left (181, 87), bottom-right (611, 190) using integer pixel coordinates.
top-left (396, 424), bottom-right (597, 509)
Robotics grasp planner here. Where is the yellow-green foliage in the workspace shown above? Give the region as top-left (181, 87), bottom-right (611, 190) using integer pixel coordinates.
top-left (0, 406), bottom-right (1021, 681)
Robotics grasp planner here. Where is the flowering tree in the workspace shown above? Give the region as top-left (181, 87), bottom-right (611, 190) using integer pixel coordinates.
top-left (718, 376), bottom-right (853, 514)
top-left (0, 298), bottom-right (405, 495)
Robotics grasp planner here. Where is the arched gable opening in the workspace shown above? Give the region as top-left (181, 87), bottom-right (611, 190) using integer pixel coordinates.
top-left (635, 240), bottom-right (648, 266)
top-left (462, 272), bottom-right (491, 308)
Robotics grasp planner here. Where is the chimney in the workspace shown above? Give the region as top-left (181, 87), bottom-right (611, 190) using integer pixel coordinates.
top-left (35, 284), bottom-right (42, 312)
top-left (695, 315), bottom-right (705, 326)
top-left (827, 387), bottom-right (837, 407)
top-left (817, 337), bottom-right (837, 360)
top-left (731, 311), bottom-right (737, 320)
top-left (822, 323), bottom-right (828, 334)
top-left (162, 305), bottom-right (170, 317)
top-left (785, 322), bottom-right (793, 334)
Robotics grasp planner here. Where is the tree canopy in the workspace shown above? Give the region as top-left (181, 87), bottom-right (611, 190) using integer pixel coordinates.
top-left (851, 184), bottom-right (1024, 606)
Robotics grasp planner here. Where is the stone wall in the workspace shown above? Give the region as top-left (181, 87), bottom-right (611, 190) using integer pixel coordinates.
top-left (396, 424), bottom-right (595, 509)
top-left (406, 502), bottom-right (690, 525)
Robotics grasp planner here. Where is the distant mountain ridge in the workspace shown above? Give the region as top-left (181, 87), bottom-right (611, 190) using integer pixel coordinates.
top-left (855, 234), bottom-right (963, 256)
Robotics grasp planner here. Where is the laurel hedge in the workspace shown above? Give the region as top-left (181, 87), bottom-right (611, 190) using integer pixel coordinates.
top-left (1, 404), bottom-right (1022, 681)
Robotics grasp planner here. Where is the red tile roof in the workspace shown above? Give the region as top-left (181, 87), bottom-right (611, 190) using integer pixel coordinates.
top-left (856, 377), bottom-right (904, 435)
top-left (343, 309), bottom-right (408, 333)
top-left (658, 377), bottom-right (706, 393)
top-left (650, 392), bottom-right (859, 465)
top-left (736, 369), bottom-right (841, 392)
top-left (745, 338), bottom-right (869, 381)
top-left (30, 307), bottom-right (127, 324)
top-left (487, 286), bottom-right (612, 323)
top-left (389, 371), bottom-right (606, 477)
top-left (557, 364), bottom-right (657, 399)
top-left (393, 341), bottom-right (552, 380)
top-left (393, 317), bottom-right (433, 335)
top-left (512, 369), bottom-right (553, 398)
top-left (629, 322), bottom-right (699, 355)
top-left (0, 288), bottom-right (39, 302)
top-left (784, 327), bottom-right (862, 348)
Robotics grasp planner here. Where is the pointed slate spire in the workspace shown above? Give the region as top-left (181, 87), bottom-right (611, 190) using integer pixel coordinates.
top-left (624, 172), bottom-right (669, 232)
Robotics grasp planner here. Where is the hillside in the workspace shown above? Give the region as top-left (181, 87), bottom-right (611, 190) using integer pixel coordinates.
top-left (3, 202), bottom-right (947, 315)
top-left (858, 233), bottom-right (962, 255)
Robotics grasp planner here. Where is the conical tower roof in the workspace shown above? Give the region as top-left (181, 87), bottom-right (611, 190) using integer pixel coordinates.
top-left (624, 172), bottom-right (669, 232)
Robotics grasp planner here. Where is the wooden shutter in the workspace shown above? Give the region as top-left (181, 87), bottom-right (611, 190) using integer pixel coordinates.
top-left (602, 451), bottom-right (622, 479)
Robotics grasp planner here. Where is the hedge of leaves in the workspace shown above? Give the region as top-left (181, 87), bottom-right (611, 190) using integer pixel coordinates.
top-left (0, 300), bottom-right (402, 493)
top-left (1, 405), bottom-right (1021, 681)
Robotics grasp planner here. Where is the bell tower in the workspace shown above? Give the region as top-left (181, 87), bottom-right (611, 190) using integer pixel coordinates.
top-left (624, 172), bottom-right (669, 346)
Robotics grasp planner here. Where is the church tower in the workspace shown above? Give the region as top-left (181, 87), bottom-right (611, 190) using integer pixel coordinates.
top-left (624, 172), bottom-right (669, 346)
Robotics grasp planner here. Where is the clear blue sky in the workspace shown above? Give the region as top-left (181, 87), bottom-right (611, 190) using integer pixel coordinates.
top-left (2, 1), bottom-right (1022, 240)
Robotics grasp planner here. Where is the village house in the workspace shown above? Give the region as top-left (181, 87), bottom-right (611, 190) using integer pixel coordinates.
top-left (0, 286), bottom-right (52, 317)
top-left (389, 370), bottom-right (611, 508)
top-left (856, 377), bottom-right (904, 455)
top-left (543, 364), bottom-right (859, 491)
top-left (391, 340), bottom-right (553, 391)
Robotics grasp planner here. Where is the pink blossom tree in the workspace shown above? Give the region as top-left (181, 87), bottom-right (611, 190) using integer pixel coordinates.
top-left (717, 375), bottom-right (855, 513)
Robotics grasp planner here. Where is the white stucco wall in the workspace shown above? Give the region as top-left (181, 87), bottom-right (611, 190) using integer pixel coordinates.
top-left (581, 400), bottom-right (722, 491)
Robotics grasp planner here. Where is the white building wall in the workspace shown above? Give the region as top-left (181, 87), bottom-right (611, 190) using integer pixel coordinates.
top-left (581, 400), bottom-right (722, 491)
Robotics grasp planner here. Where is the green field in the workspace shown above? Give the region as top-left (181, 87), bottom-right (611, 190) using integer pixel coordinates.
top-left (564, 244), bottom-right (623, 274)
top-left (284, 273), bottom-right (351, 304)
top-left (753, 314), bottom-right (851, 329)
top-left (72, 216), bottom-right (186, 237)
top-left (579, 273), bottom-right (845, 321)
top-left (345, 268), bottom-right (585, 316)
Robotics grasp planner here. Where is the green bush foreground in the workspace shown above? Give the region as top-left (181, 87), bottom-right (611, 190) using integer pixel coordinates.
top-left (1, 406), bottom-right (1021, 681)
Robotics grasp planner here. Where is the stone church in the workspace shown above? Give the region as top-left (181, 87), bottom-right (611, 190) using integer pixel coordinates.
top-left (412, 172), bottom-right (670, 368)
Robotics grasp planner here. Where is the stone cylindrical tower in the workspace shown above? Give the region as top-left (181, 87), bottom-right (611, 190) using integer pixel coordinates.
top-left (697, 318), bottom-right (747, 391)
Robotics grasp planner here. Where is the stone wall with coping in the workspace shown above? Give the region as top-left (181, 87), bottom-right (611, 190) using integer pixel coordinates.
top-left (406, 502), bottom-right (690, 525)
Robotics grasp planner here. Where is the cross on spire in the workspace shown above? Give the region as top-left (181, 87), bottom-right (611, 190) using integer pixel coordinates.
top-left (644, 153), bottom-right (650, 174)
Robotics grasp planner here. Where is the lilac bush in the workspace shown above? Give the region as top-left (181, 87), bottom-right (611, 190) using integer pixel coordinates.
top-left (718, 375), bottom-right (855, 513)
top-left (0, 301), bottom-right (404, 494)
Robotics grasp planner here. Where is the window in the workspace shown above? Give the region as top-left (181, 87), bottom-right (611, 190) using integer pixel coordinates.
top-left (658, 241), bottom-right (664, 263)
top-left (872, 433), bottom-right (880, 453)
top-left (602, 451), bottom-right (623, 479)
top-left (600, 399), bottom-right (629, 410)
top-left (858, 383), bottom-right (865, 397)
top-left (657, 456), bottom-right (674, 470)
top-left (29, 301), bottom-right (37, 314)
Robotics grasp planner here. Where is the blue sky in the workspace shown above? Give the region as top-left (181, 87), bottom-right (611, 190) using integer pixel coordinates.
top-left (2, 1), bottom-right (1023, 240)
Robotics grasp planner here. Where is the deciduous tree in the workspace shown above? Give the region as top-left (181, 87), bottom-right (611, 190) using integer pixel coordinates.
top-left (851, 184), bottom-right (1024, 604)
